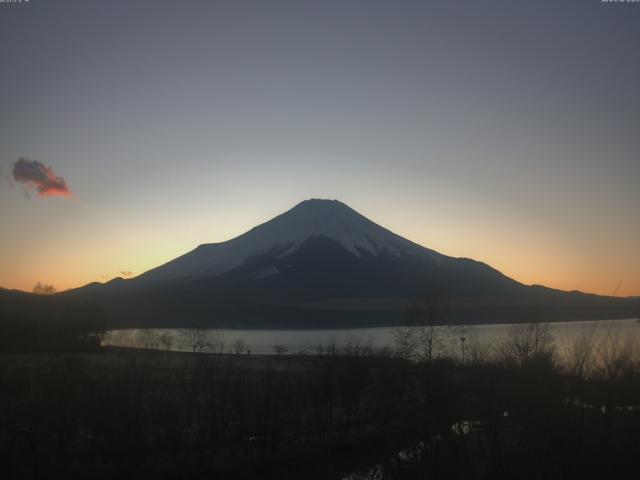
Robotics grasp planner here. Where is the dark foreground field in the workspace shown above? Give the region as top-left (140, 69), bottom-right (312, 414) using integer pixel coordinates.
top-left (2, 340), bottom-right (640, 480)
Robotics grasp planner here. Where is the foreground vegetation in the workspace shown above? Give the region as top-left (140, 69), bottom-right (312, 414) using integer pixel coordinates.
top-left (0, 291), bottom-right (105, 352)
top-left (1, 320), bottom-right (639, 479)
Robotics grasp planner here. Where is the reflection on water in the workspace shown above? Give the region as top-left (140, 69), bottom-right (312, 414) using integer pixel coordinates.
top-left (103, 318), bottom-right (639, 361)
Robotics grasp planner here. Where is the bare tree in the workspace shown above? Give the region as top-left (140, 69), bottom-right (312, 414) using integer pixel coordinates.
top-left (596, 326), bottom-right (636, 381)
top-left (464, 331), bottom-right (490, 365)
top-left (566, 322), bottom-right (599, 380)
top-left (32, 282), bottom-right (56, 295)
top-left (180, 326), bottom-right (211, 354)
top-left (136, 329), bottom-right (162, 350)
top-left (159, 331), bottom-right (173, 351)
top-left (393, 294), bottom-right (462, 362)
top-left (273, 344), bottom-right (289, 356)
top-left (495, 322), bottom-right (556, 367)
top-left (208, 331), bottom-right (227, 354)
top-left (393, 326), bottom-right (419, 359)
top-left (233, 338), bottom-right (247, 354)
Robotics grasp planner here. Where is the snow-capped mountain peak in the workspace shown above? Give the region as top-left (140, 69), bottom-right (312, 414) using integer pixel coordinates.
top-left (134, 199), bottom-right (442, 285)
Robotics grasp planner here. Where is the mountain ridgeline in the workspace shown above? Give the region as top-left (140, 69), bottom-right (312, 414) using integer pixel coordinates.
top-left (65, 199), bottom-right (638, 328)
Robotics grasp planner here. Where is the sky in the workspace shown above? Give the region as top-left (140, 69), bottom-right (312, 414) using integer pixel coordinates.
top-left (0, 0), bottom-right (639, 297)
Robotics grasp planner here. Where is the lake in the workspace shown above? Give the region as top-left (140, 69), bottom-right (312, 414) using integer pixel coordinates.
top-left (103, 318), bottom-right (640, 361)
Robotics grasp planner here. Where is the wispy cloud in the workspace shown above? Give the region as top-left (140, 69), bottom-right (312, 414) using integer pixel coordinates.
top-left (11, 157), bottom-right (71, 197)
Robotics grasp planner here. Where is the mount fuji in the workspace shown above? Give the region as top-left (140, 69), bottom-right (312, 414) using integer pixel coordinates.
top-left (134, 199), bottom-right (444, 286)
top-left (67, 199), bottom-right (638, 327)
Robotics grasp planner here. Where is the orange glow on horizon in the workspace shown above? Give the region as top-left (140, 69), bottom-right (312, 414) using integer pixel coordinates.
top-left (1, 200), bottom-right (638, 298)
top-left (2, 242), bottom-right (638, 299)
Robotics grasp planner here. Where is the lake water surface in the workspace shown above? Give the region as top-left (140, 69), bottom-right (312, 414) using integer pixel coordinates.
top-left (104, 318), bottom-right (640, 360)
